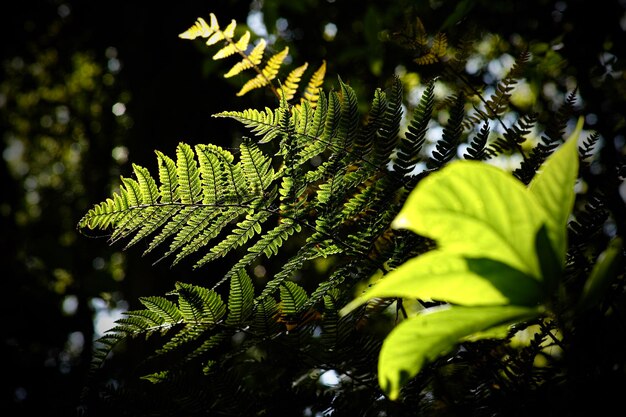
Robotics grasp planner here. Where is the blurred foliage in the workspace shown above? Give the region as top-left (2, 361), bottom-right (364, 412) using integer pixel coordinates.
top-left (0, 11), bottom-right (132, 417)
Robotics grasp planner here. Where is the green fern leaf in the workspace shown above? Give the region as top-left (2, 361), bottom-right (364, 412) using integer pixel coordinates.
top-left (394, 79), bottom-right (435, 176)
top-left (176, 143), bottom-right (202, 205)
top-left (216, 220), bottom-right (302, 286)
top-left (252, 296), bottom-right (280, 335)
top-left (158, 207), bottom-right (224, 265)
top-left (185, 333), bottom-right (228, 362)
top-left (296, 91), bottom-right (330, 162)
top-left (176, 282), bottom-right (226, 324)
top-left (123, 310), bottom-right (166, 327)
top-left (155, 150), bottom-right (179, 202)
top-left (214, 107), bottom-right (283, 144)
top-left (226, 269), bottom-right (255, 326)
top-left (354, 88), bottom-right (387, 159)
top-left (133, 164), bottom-right (159, 205)
top-left (239, 139), bottom-right (274, 193)
top-left (336, 78), bottom-right (359, 152)
top-left (279, 281), bottom-right (308, 316)
top-left (140, 296), bottom-right (184, 323)
top-left (256, 244), bottom-right (332, 302)
top-left (173, 206), bottom-right (247, 266)
top-left (197, 209), bottom-right (273, 265)
top-left (372, 76), bottom-right (403, 167)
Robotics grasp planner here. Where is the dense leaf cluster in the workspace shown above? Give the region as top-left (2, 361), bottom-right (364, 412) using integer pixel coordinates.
top-left (77, 10), bottom-right (626, 417)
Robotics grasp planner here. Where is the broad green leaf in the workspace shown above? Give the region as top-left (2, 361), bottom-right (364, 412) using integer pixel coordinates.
top-left (578, 237), bottom-right (624, 313)
top-left (529, 116), bottom-right (582, 264)
top-left (534, 224), bottom-right (562, 292)
top-left (378, 304), bottom-right (539, 400)
top-left (341, 251), bottom-right (542, 315)
top-left (393, 161), bottom-right (547, 279)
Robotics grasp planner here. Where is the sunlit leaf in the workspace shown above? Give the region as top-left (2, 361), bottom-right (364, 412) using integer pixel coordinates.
top-left (341, 251), bottom-right (542, 315)
top-left (578, 237), bottom-right (624, 312)
top-left (393, 161), bottom-right (547, 279)
top-left (378, 305), bottom-right (539, 400)
top-left (529, 116), bottom-right (582, 264)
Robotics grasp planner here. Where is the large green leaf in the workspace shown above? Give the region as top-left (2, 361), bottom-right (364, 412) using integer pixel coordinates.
top-left (341, 251), bottom-right (542, 315)
top-left (529, 117), bottom-right (582, 265)
top-left (577, 237), bottom-right (624, 313)
top-left (378, 305), bottom-right (539, 400)
top-left (393, 161), bottom-right (547, 279)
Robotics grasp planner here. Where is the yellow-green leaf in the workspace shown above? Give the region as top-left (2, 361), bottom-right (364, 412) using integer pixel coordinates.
top-left (379, 305), bottom-right (539, 400)
top-left (393, 161), bottom-right (547, 279)
top-left (341, 251), bottom-right (542, 316)
top-left (529, 116), bottom-right (582, 264)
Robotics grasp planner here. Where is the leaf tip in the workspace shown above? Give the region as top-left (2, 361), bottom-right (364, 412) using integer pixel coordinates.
top-left (392, 215), bottom-right (410, 230)
top-left (339, 298), bottom-right (365, 317)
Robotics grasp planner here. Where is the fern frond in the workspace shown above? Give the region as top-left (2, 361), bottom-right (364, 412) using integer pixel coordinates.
top-left (140, 296), bottom-right (184, 324)
top-left (226, 270), bottom-right (255, 326)
top-left (484, 50), bottom-right (530, 118)
top-left (252, 296), bottom-right (281, 335)
top-left (178, 16), bottom-right (215, 40)
top-left (197, 209), bottom-right (273, 265)
top-left (372, 76), bottom-right (403, 168)
top-left (354, 88), bottom-right (387, 158)
top-left (414, 33), bottom-right (448, 65)
top-left (213, 219), bottom-right (303, 288)
top-left (237, 47), bottom-right (289, 96)
top-left (79, 140), bottom-right (280, 273)
top-left (176, 143), bottom-right (202, 205)
top-left (279, 281), bottom-right (308, 316)
top-left (214, 107), bottom-right (283, 144)
top-left (123, 310), bottom-right (167, 327)
top-left (336, 78), bottom-right (360, 152)
top-left (394, 79), bottom-right (435, 176)
top-left (578, 131), bottom-right (600, 162)
top-left (504, 112), bottom-right (537, 146)
top-left (240, 139), bottom-right (275, 193)
top-left (428, 92), bottom-right (465, 168)
top-left (159, 207), bottom-right (227, 266)
top-left (432, 33), bottom-right (448, 59)
top-left (514, 90), bottom-right (578, 184)
top-left (176, 282), bottom-right (226, 325)
top-left (302, 60), bottom-right (327, 107)
top-left (90, 333), bottom-right (126, 370)
top-left (296, 92), bottom-right (331, 162)
top-left (224, 39), bottom-right (266, 78)
top-left (213, 31), bottom-right (250, 60)
top-left (185, 333), bottom-right (228, 363)
top-left (277, 63), bottom-right (308, 101)
top-left (464, 120), bottom-right (491, 160)
top-left (257, 245), bottom-right (321, 301)
top-left (205, 19), bottom-right (236, 46)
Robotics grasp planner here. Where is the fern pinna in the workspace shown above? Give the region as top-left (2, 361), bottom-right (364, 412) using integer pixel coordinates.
top-left (179, 12), bottom-right (326, 103)
top-left (78, 17), bottom-right (594, 411)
